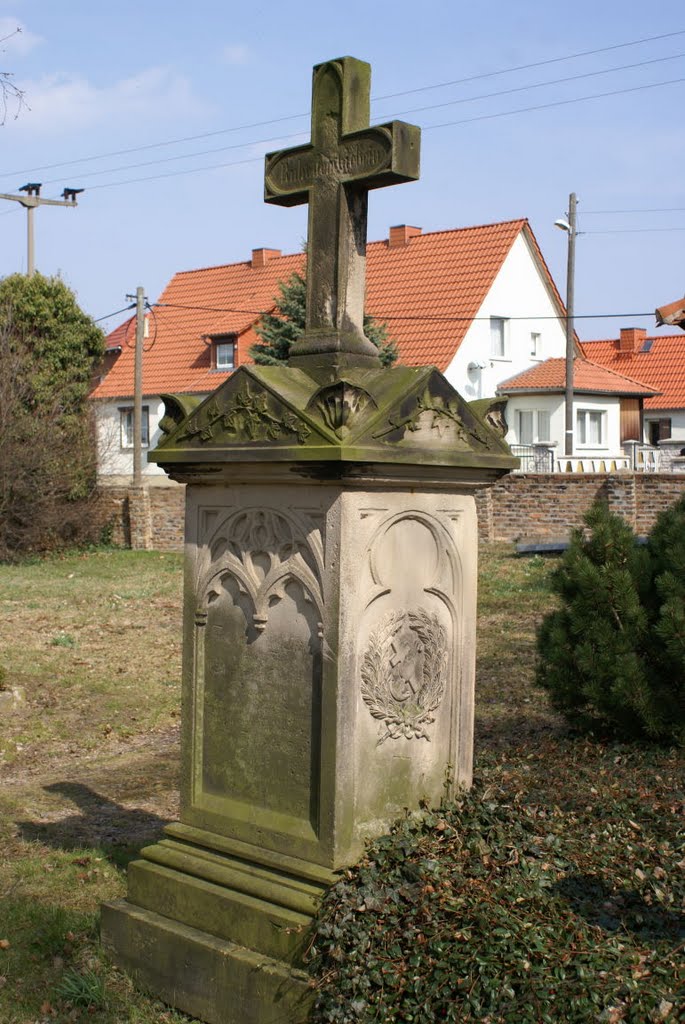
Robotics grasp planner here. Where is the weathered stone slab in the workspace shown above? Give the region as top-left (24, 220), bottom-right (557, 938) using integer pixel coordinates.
top-left (168, 472), bottom-right (479, 867)
top-left (101, 901), bottom-right (313, 1024)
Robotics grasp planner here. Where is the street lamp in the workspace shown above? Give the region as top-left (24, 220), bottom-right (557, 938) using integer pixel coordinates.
top-left (555, 192), bottom-right (578, 457)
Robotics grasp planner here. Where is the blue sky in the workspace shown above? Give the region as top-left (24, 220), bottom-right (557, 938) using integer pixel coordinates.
top-left (0, 0), bottom-right (684, 342)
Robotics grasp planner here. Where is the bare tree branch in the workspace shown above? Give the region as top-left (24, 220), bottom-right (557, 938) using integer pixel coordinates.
top-left (1, 27), bottom-right (28, 124)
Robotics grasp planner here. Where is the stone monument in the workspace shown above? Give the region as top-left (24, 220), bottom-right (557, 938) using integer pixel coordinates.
top-left (101, 56), bottom-right (516, 1024)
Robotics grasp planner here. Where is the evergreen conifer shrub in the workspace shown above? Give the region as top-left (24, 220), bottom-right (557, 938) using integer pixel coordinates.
top-left (250, 271), bottom-right (398, 366)
top-left (536, 498), bottom-right (684, 744)
top-left (643, 494), bottom-right (685, 745)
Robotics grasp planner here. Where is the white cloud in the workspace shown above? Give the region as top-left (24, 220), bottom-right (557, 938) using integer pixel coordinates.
top-left (222, 43), bottom-right (250, 66)
top-left (9, 66), bottom-right (209, 136)
top-left (0, 17), bottom-right (42, 56)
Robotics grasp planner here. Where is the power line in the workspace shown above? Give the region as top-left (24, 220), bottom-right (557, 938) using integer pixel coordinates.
top-left (377, 27), bottom-right (685, 100)
top-left (86, 154), bottom-right (262, 191)
top-left (423, 74), bottom-right (685, 132)
top-left (75, 74), bottom-right (685, 194)
top-left (94, 303), bottom-right (135, 323)
top-left (2, 26), bottom-right (684, 180)
top-left (31, 51), bottom-right (685, 190)
top-left (386, 50), bottom-right (685, 120)
top-left (0, 110), bottom-right (311, 180)
top-left (582, 207), bottom-right (685, 214)
top-left (38, 128), bottom-right (310, 187)
top-left (584, 226), bottom-right (685, 234)
top-left (155, 301), bottom-right (658, 322)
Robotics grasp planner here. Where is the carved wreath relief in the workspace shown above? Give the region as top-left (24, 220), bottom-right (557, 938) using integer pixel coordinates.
top-left (361, 608), bottom-right (448, 743)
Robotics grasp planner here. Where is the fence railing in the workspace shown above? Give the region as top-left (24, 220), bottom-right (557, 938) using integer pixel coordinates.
top-left (509, 444), bottom-right (555, 473)
top-left (510, 443), bottom-right (681, 474)
top-left (623, 441), bottom-right (660, 472)
top-left (555, 455), bottom-right (631, 473)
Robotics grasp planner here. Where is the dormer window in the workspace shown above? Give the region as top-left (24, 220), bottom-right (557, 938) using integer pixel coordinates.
top-left (211, 335), bottom-right (236, 371)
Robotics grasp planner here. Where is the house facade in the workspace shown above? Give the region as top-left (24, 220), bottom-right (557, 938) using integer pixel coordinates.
top-left (91, 219), bottom-right (576, 481)
top-left (583, 328), bottom-right (685, 446)
top-left (497, 356), bottom-right (659, 472)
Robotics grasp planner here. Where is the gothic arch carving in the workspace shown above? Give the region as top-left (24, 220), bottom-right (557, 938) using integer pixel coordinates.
top-left (197, 506), bottom-right (324, 632)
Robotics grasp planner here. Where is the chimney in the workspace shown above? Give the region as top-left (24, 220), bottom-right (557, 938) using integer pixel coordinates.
top-left (388, 224), bottom-right (422, 249)
top-left (618, 327), bottom-right (647, 353)
top-left (251, 247), bottom-right (282, 268)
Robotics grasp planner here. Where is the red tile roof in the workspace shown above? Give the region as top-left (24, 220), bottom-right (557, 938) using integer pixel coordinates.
top-left (582, 335), bottom-right (685, 410)
top-left (498, 357), bottom-right (659, 396)
top-left (91, 219), bottom-right (566, 399)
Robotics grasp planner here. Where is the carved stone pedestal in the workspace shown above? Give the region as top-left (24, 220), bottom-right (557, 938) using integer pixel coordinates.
top-left (101, 362), bottom-right (515, 1023)
top-left (102, 53), bottom-right (517, 1024)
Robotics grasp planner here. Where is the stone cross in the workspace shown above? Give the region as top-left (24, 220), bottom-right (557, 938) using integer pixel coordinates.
top-left (264, 57), bottom-right (420, 367)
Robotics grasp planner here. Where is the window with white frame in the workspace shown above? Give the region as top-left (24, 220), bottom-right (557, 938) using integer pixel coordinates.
top-left (120, 406), bottom-right (150, 448)
top-left (530, 332), bottom-right (541, 359)
top-left (490, 317), bottom-right (508, 359)
top-left (516, 409), bottom-right (551, 445)
top-left (576, 409), bottom-right (605, 446)
top-left (213, 335), bottom-right (236, 371)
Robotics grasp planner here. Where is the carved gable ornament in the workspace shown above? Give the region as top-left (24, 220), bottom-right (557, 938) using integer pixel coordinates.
top-left (151, 364), bottom-right (517, 473)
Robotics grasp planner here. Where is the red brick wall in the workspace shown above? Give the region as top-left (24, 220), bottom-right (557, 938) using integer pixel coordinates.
top-left (95, 483), bottom-right (183, 551)
top-left (477, 473), bottom-right (685, 543)
top-left (634, 475), bottom-right (685, 535)
top-left (93, 486), bottom-right (130, 548)
top-left (148, 486), bottom-right (186, 551)
top-left (98, 474), bottom-right (685, 551)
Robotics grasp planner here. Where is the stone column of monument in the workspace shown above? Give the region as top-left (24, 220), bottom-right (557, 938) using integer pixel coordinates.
top-left (101, 56), bottom-right (516, 1024)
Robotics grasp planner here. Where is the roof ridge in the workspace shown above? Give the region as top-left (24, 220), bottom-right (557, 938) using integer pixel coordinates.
top-left (165, 220), bottom-right (529, 281)
top-left (584, 335), bottom-right (684, 345)
top-left (171, 252), bottom-right (304, 278)
top-left (369, 218), bottom-right (528, 242)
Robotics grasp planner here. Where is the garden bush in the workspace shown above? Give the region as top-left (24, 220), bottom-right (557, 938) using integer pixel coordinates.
top-left (536, 498), bottom-right (685, 744)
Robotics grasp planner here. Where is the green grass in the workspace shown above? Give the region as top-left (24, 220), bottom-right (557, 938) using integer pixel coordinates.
top-left (0, 546), bottom-right (682, 1023)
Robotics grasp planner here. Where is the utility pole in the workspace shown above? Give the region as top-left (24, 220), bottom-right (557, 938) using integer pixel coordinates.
top-left (555, 192), bottom-right (578, 457)
top-left (127, 286), bottom-right (146, 487)
top-left (0, 183), bottom-right (83, 276)
top-left (124, 286), bottom-right (152, 551)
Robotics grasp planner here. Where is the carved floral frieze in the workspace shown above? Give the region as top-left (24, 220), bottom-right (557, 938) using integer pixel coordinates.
top-left (177, 383), bottom-right (311, 446)
top-left (372, 388), bottom-right (492, 449)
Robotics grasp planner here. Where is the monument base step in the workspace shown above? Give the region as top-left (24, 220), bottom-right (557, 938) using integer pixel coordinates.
top-left (101, 900), bottom-right (314, 1024)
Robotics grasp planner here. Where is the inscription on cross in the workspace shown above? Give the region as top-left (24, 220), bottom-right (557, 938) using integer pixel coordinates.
top-left (264, 57), bottom-right (420, 370)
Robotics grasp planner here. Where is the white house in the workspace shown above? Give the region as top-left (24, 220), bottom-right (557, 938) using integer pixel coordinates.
top-left (496, 355), bottom-right (659, 472)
